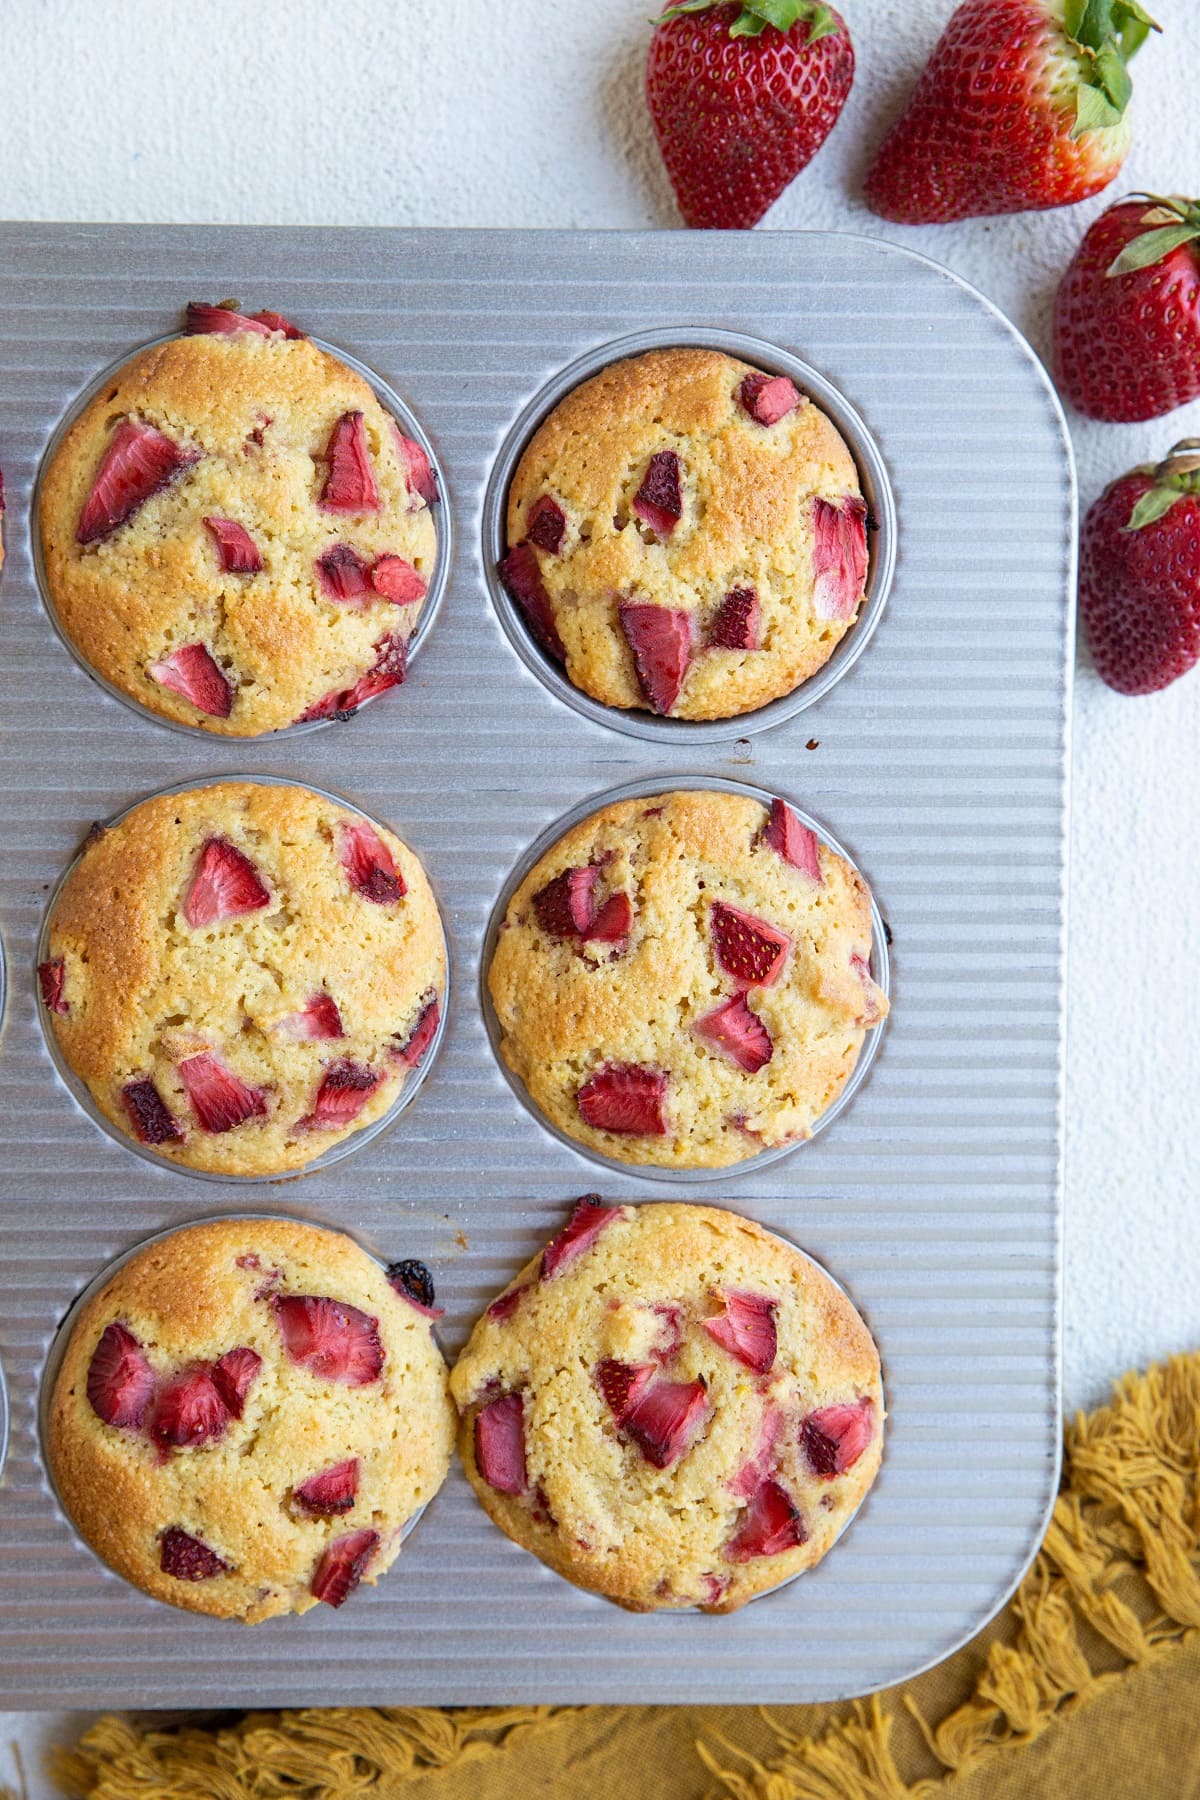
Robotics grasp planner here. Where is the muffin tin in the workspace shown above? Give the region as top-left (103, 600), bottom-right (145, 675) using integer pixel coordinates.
top-left (0, 224), bottom-right (1071, 1709)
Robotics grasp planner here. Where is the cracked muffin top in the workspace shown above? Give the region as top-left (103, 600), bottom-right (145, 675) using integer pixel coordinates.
top-left (498, 346), bottom-right (870, 722)
top-left (46, 1217), bottom-right (454, 1622)
top-left (452, 1198), bottom-right (884, 1613)
top-left (38, 302), bottom-right (438, 737)
top-left (487, 788), bottom-right (888, 1170)
top-left (39, 782), bottom-right (445, 1177)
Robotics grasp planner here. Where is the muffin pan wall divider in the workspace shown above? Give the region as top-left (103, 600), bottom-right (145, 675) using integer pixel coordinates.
top-left (0, 225), bottom-right (1071, 1707)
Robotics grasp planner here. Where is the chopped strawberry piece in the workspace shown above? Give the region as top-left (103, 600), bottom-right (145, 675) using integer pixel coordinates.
top-left (178, 1050), bottom-right (267, 1133)
top-left (183, 838), bottom-right (271, 928)
top-left (651, 1302), bottom-right (685, 1362)
top-left (148, 643), bottom-right (233, 718)
top-left (275, 992), bottom-right (345, 1040)
top-left (596, 1359), bottom-right (656, 1421)
top-left (584, 892), bottom-right (634, 947)
top-left (294, 1457), bottom-right (360, 1516)
top-left (499, 542), bottom-right (566, 662)
top-left (622, 1377), bottom-right (710, 1469)
top-left (633, 450), bottom-right (683, 537)
top-left (315, 543), bottom-right (371, 602)
top-left (475, 1391), bottom-right (528, 1494)
top-left (211, 1346), bottom-right (262, 1419)
top-left (338, 818), bottom-right (404, 904)
top-left (311, 1528), bottom-right (379, 1608)
top-left (203, 516), bottom-right (262, 574)
top-left (486, 1285), bottom-right (529, 1323)
top-left (700, 1572), bottom-right (730, 1606)
top-left (541, 1196), bottom-right (625, 1281)
top-left (703, 1291), bottom-right (778, 1374)
top-left (708, 587), bottom-right (761, 651)
top-left (319, 411), bottom-right (380, 513)
top-left (369, 554), bottom-right (427, 604)
top-left (86, 1321), bottom-right (156, 1428)
top-left (184, 301), bottom-right (274, 337)
top-left (77, 419), bottom-right (199, 544)
top-left (851, 952), bottom-right (886, 1025)
top-left (386, 1259), bottom-right (444, 1319)
top-left (618, 602), bottom-right (693, 714)
top-left (38, 958), bottom-right (68, 1015)
top-left (249, 309), bottom-right (303, 338)
top-left (394, 994), bottom-right (439, 1068)
top-left (812, 495), bottom-right (869, 623)
top-left (272, 1294), bottom-right (384, 1386)
top-left (121, 1078), bottom-right (185, 1145)
top-left (392, 429), bottom-right (439, 505)
top-left (693, 994), bottom-right (774, 1074)
top-left (149, 1366), bottom-right (230, 1450)
top-left (739, 372), bottom-right (801, 427)
top-left (297, 634), bottom-right (407, 721)
top-left (727, 1403), bottom-right (784, 1499)
top-left (526, 495), bottom-right (567, 554)
top-left (533, 865), bottom-right (599, 938)
top-left (727, 1479), bottom-right (808, 1561)
top-left (709, 901), bottom-right (790, 988)
top-left (800, 1398), bottom-right (875, 1478)
top-left (160, 1527), bottom-right (231, 1581)
top-left (763, 798), bottom-right (821, 883)
top-left (300, 1060), bottom-right (380, 1130)
top-left (577, 1064), bottom-right (668, 1136)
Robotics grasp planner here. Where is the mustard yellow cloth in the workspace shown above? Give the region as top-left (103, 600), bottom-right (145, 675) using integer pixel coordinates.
top-left (49, 1352), bottom-right (1200, 1800)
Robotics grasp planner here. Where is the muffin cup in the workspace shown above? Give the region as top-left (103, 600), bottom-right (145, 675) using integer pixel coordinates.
top-left (480, 774), bottom-right (890, 1184)
top-left (482, 326), bottom-right (896, 744)
top-left (31, 333), bottom-right (450, 741)
top-left (35, 774), bottom-right (450, 1184)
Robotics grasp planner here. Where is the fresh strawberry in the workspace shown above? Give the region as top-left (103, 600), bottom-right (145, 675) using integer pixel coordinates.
top-left (37, 958), bottom-right (68, 1015)
top-left (708, 587), bottom-right (761, 651)
top-left (596, 1359), bottom-right (657, 1420)
top-left (183, 838), bottom-right (271, 928)
top-left (709, 900), bottom-right (790, 987)
top-left (275, 993), bottom-right (345, 1040)
top-left (584, 891), bottom-right (635, 948)
top-left (148, 643), bottom-right (233, 718)
top-left (1053, 195), bottom-right (1200, 421)
top-left (621, 1376), bottom-right (710, 1468)
top-left (85, 1322), bottom-right (156, 1428)
top-left (319, 411), bottom-right (380, 513)
top-left (203, 516), bottom-right (262, 574)
top-left (212, 1347), bottom-right (262, 1419)
top-left (385, 1259), bottom-right (443, 1318)
top-left (800, 1396), bottom-right (874, 1477)
top-left (369, 554), bottom-right (427, 604)
top-left (812, 496), bottom-right (868, 621)
top-left (763, 797), bottom-right (822, 882)
top-left (149, 1367), bottom-right (230, 1450)
top-left (475, 1392), bottom-right (528, 1494)
top-left (297, 634), bottom-right (407, 721)
top-left (178, 1050), bottom-right (267, 1133)
top-left (294, 1458), bottom-right (360, 1515)
top-left (498, 542), bottom-right (566, 662)
top-left (727, 1478), bottom-right (807, 1559)
top-left (393, 994), bottom-right (440, 1068)
top-left (316, 544), bottom-right (371, 602)
top-left (527, 495), bottom-right (567, 553)
top-left (272, 1295), bottom-right (384, 1386)
top-left (1079, 445), bottom-right (1200, 693)
top-left (693, 994), bottom-right (774, 1072)
top-left (393, 429), bottom-right (439, 506)
top-left (185, 301), bottom-right (274, 337)
top-left (311, 1529), bottom-right (379, 1607)
top-left (533, 866), bottom-right (599, 938)
top-left (577, 1064), bottom-right (669, 1135)
top-left (486, 1285), bottom-right (530, 1323)
top-left (338, 818), bottom-right (404, 904)
top-left (618, 602), bottom-right (694, 714)
top-left (300, 1060), bottom-right (380, 1131)
top-left (249, 309), bottom-right (304, 337)
top-left (121, 1078), bottom-right (185, 1145)
top-left (541, 1196), bottom-right (625, 1280)
top-left (646, 1), bottom-right (855, 230)
top-left (863, 0), bottom-right (1159, 225)
top-left (160, 1527), bottom-right (231, 1581)
top-left (633, 450), bottom-right (683, 537)
top-left (703, 1290), bottom-right (778, 1372)
top-left (739, 372), bottom-right (801, 426)
top-left (77, 419), bottom-right (199, 544)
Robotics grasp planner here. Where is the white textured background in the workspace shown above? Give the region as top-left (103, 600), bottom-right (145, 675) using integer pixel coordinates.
top-left (1, 0), bottom-right (1197, 1784)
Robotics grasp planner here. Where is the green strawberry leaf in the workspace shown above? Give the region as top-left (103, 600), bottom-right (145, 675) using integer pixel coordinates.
top-left (1066, 0), bottom-right (1158, 54)
top-left (1073, 81), bottom-right (1125, 136)
top-left (651, 0), bottom-right (838, 39)
top-left (1107, 221), bottom-right (1200, 277)
top-left (1127, 484), bottom-right (1185, 530)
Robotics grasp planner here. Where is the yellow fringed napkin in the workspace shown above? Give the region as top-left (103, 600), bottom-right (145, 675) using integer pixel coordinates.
top-left (50, 1351), bottom-right (1200, 1800)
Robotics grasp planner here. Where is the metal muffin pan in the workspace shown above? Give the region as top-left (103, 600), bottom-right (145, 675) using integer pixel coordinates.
top-left (482, 324), bottom-right (897, 744)
top-left (480, 771), bottom-right (891, 1182)
top-left (34, 772), bottom-right (450, 1184)
top-left (0, 224), bottom-right (1071, 1709)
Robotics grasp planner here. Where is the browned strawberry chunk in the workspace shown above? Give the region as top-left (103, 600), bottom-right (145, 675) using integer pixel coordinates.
top-left (385, 1259), bottom-right (443, 1319)
top-left (311, 1528), bottom-right (379, 1607)
top-left (475, 1391), bottom-right (527, 1494)
top-left (738, 372), bottom-right (800, 427)
top-left (203, 516), bottom-right (262, 574)
top-left (86, 1322), bottom-right (155, 1428)
top-left (338, 819), bottom-right (405, 904)
top-left (178, 1051), bottom-right (267, 1133)
top-left (633, 450), bottom-right (683, 536)
top-left (297, 634), bottom-right (407, 721)
top-left (272, 1294), bottom-right (384, 1385)
top-left (763, 798), bottom-right (822, 882)
top-left (319, 411), bottom-right (380, 513)
top-left (316, 543), bottom-right (371, 602)
top-left (499, 542), bottom-right (566, 662)
top-left (709, 901), bottom-right (790, 988)
top-left (275, 993), bottom-right (345, 1040)
top-left (541, 1196), bottom-right (625, 1281)
top-left (185, 301), bottom-right (274, 337)
top-left (212, 1346), bottom-right (262, 1418)
top-left (369, 554), bottom-right (427, 604)
top-left (486, 1285), bottom-right (529, 1323)
top-left (703, 1291), bottom-right (778, 1373)
top-left (160, 1527), bottom-right (231, 1581)
top-left (393, 994), bottom-right (440, 1068)
top-left (294, 1457), bottom-right (360, 1516)
top-left (392, 428), bottom-right (438, 505)
top-left (693, 995), bottom-right (773, 1073)
top-left (618, 602), bottom-right (693, 714)
top-left (726, 1479), bottom-right (807, 1560)
top-left (577, 1064), bottom-right (668, 1135)
top-left (812, 495), bottom-right (868, 622)
top-left (121, 1078), bottom-right (185, 1146)
top-left (596, 1358), bottom-right (656, 1421)
top-left (300, 1060), bottom-right (380, 1131)
top-left (583, 892), bottom-right (634, 948)
top-left (708, 587), bottom-right (761, 651)
top-left (526, 495), bottom-right (567, 554)
top-left (38, 958), bottom-right (68, 1015)
top-left (533, 865), bottom-right (599, 938)
top-left (149, 1366), bottom-right (230, 1450)
top-left (800, 1397), bottom-right (874, 1478)
top-left (148, 643), bottom-right (233, 718)
top-left (850, 952), bottom-right (886, 1025)
top-left (183, 838), bottom-right (271, 928)
top-left (77, 420), bottom-right (199, 544)
top-left (621, 1376), bottom-right (710, 1469)
top-left (249, 309), bottom-right (303, 337)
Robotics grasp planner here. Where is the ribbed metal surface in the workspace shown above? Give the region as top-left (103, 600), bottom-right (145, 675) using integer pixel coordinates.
top-left (0, 225), bottom-right (1071, 1708)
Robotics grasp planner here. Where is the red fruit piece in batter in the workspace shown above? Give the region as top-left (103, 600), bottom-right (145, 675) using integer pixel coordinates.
top-left (272, 1294), bottom-right (384, 1386)
top-left (812, 495), bottom-right (868, 622)
top-left (38, 958), bottom-right (68, 1015)
top-left (800, 1397), bottom-right (874, 1478)
top-left (475, 1391), bottom-right (528, 1494)
top-left (212, 1346), bottom-right (262, 1419)
top-left (183, 838), bottom-right (270, 928)
top-left (533, 865), bottom-right (599, 938)
top-left (86, 1322), bottom-right (156, 1428)
top-left (160, 1527), bottom-right (231, 1581)
top-left (148, 643), bottom-right (233, 718)
top-left (149, 1366), bottom-right (230, 1451)
top-left (633, 450), bottom-right (683, 537)
top-left (762, 798), bottom-right (821, 883)
top-left (739, 373), bottom-right (800, 427)
top-left (541, 1195), bottom-right (625, 1281)
top-left (709, 901), bottom-right (790, 988)
top-left (178, 1051), bottom-right (268, 1133)
top-left (319, 411), bottom-right (380, 513)
top-left (726, 1479), bottom-right (807, 1561)
top-left (338, 819), bottom-right (405, 905)
top-left (77, 420), bottom-right (199, 543)
top-left (311, 1528), bottom-right (379, 1607)
top-left (708, 587), bottom-right (761, 651)
top-left (577, 1064), bottom-right (668, 1135)
top-left (618, 602), bottom-right (693, 714)
top-left (703, 1291), bottom-right (778, 1374)
top-left (294, 1458), bottom-right (360, 1516)
top-left (693, 995), bottom-right (773, 1074)
top-left (203, 516), bottom-right (262, 573)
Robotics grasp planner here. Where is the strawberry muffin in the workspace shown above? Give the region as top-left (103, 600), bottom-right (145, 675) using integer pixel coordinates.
top-left (498, 346), bottom-right (869, 721)
top-left (453, 1198), bottom-right (883, 1612)
top-left (38, 301), bottom-right (439, 735)
top-left (487, 788), bottom-right (887, 1170)
top-left (46, 1217), bottom-right (454, 1622)
top-left (38, 782), bottom-right (445, 1177)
